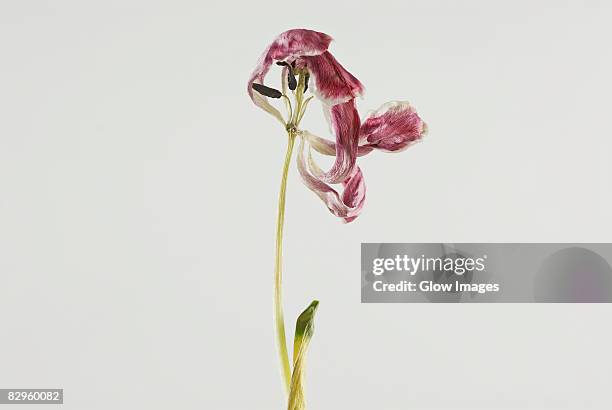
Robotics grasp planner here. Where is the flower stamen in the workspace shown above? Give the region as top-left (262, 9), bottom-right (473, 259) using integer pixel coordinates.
top-left (252, 83), bottom-right (282, 98)
top-left (281, 95), bottom-right (293, 124)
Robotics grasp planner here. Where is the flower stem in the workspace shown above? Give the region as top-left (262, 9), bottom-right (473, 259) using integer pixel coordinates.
top-left (274, 130), bottom-right (296, 394)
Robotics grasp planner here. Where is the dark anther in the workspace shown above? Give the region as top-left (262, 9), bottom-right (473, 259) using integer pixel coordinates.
top-left (288, 70), bottom-right (297, 91)
top-left (252, 83), bottom-right (282, 98)
top-left (304, 73), bottom-right (310, 92)
top-left (276, 61), bottom-right (297, 90)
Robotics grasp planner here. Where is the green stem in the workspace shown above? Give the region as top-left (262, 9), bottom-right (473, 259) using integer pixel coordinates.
top-left (274, 131), bottom-right (296, 394)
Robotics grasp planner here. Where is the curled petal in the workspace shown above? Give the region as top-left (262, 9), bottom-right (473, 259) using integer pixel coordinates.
top-left (300, 130), bottom-right (373, 157)
top-left (360, 101), bottom-right (427, 152)
top-left (341, 166), bottom-right (366, 223)
top-left (247, 29), bottom-right (332, 120)
top-left (316, 100), bottom-right (361, 184)
top-left (297, 137), bottom-right (366, 223)
top-left (303, 51), bottom-right (364, 106)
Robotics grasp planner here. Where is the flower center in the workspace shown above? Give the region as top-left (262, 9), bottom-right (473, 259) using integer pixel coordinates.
top-left (251, 61), bottom-right (313, 130)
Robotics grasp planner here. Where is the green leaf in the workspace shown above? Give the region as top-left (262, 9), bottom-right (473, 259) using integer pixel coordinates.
top-left (287, 300), bottom-right (319, 410)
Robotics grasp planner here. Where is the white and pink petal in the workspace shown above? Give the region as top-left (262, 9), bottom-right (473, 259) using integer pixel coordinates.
top-left (360, 101), bottom-right (427, 152)
top-left (303, 52), bottom-right (364, 106)
top-left (247, 29), bottom-right (332, 119)
top-left (297, 137), bottom-right (366, 223)
top-left (317, 100), bottom-right (361, 184)
top-left (300, 130), bottom-right (373, 157)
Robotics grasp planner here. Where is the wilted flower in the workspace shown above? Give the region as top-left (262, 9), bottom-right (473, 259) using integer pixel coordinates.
top-left (247, 28), bottom-right (428, 410)
top-left (248, 28), bottom-right (427, 223)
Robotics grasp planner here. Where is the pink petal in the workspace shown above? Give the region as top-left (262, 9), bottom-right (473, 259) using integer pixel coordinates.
top-left (316, 99), bottom-right (361, 184)
top-left (303, 51), bottom-right (364, 106)
top-left (360, 101), bottom-right (427, 152)
top-left (247, 29), bottom-right (332, 104)
top-left (297, 137), bottom-right (366, 223)
top-left (341, 166), bottom-right (366, 223)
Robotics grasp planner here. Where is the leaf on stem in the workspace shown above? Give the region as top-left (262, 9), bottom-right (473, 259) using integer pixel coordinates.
top-left (288, 300), bottom-right (319, 410)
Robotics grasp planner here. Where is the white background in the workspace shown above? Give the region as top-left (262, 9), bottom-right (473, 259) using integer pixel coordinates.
top-left (1, 1), bottom-right (611, 409)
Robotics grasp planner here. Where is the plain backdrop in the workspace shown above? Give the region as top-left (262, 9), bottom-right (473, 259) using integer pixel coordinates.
top-left (1, 1), bottom-right (611, 409)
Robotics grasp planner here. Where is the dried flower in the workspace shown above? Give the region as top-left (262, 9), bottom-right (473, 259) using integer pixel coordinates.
top-left (249, 29), bottom-right (427, 223)
top-left (248, 28), bottom-right (427, 409)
